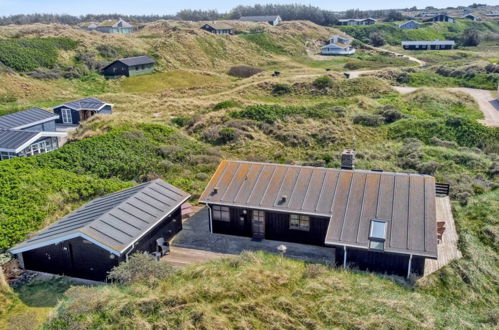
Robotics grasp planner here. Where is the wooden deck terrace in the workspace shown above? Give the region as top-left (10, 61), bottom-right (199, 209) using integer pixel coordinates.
top-left (424, 196), bottom-right (462, 276)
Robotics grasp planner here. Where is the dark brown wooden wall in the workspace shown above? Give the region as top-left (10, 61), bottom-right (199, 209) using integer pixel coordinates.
top-left (211, 205), bottom-right (329, 246)
top-left (335, 247), bottom-right (426, 276)
top-left (22, 237), bottom-right (120, 281)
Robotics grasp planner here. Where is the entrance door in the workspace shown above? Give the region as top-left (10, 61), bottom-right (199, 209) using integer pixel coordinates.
top-left (252, 210), bottom-right (265, 239)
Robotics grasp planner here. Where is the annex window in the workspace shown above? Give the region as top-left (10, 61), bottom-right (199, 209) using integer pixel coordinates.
top-left (61, 108), bottom-right (72, 124)
top-left (369, 219), bottom-right (386, 251)
top-left (212, 205), bottom-right (230, 222)
top-left (289, 214), bottom-right (310, 231)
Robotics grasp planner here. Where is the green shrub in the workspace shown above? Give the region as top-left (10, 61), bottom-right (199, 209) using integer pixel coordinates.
top-left (171, 116), bottom-right (193, 127)
top-left (388, 118), bottom-right (498, 148)
top-left (107, 253), bottom-right (175, 285)
top-left (313, 76), bottom-right (333, 89)
top-left (272, 83), bottom-right (293, 96)
top-left (352, 114), bottom-right (385, 126)
top-left (213, 100), bottom-right (241, 110)
top-left (0, 37), bottom-right (78, 71)
top-left (231, 104), bottom-right (336, 124)
top-left (378, 106), bottom-right (403, 123)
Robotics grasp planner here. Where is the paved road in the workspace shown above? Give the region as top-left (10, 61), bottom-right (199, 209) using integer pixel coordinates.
top-left (394, 86), bottom-right (499, 127)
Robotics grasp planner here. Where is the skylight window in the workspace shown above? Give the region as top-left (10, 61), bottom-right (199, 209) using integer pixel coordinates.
top-left (370, 220), bottom-right (386, 239)
top-left (369, 220), bottom-right (387, 251)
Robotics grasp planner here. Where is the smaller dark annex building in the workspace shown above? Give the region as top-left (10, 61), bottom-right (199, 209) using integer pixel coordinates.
top-left (53, 97), bottom-right (113, 125)
top-left (102, 55), bottom-right (155, 78)
top-left (9, 179), bottom-right (190, 281)
top-left (200, 160), bottom-right (439, 277)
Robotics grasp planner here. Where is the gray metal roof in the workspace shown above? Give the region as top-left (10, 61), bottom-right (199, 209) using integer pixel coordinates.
top-left (118, 56), bottom-right (155, 67)
top-left (402, 40), bottom-right (455, 46)
top-left (200, 160), bottom-right (437, 258)
top-left (55, 97), bottom-right (108, 111)
top-left (9, 179), bottom-right (190, 255)
top-left (239, 15), bottom-right (281, 22)
top-left (0, 108), bottom-right (58, 130)
top-left (0, 129), bottom-right (39, 150)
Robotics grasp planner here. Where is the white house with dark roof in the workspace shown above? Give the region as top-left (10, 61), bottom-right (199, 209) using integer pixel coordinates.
top-left (337, 18), bottom-right (376, 26)
top-left (0, 108), bottom-right (66, 160)
top-left (53, 97), bottom-right (113, 125)
top-left (239, 15), bottom-right (282, 26)
top-left (321, 35), bottom-right (356, 55)
top-left (95, 18), bottom-right (135, 34)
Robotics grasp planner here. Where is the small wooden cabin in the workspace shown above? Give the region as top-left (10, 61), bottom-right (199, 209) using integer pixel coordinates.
top-left (200, 23), bottom-right (234, 35)
top-left (199, 158), bottom-right (439, 277)
top-left (9, 179), bottom-right (190, 281)
top-left (53, 97), bottom-right (113, 125)
top-left (0, 108), bottom-right (65, 160)
top-left (102, 55), bottom-right (155, 78)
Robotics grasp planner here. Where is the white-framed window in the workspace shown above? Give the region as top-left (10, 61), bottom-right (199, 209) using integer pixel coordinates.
top-left (252, 210), bottom-right (265, 222)
top-left (61, 108), bottom-right (72, 124)
top-left (369, 219), bottom-right (387, 251)
top-left (212, 205), bottom-right (230, 222)
top-left (289, 214), bottom-right (310, 231)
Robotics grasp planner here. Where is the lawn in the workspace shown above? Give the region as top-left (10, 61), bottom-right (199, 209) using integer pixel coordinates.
top-left (120, 71), bottom-right (227, 93)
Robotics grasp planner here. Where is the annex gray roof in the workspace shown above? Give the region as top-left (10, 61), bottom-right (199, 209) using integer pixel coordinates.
top-left (0, 129), bottom-right (39, 151)
top-left (200, 160), bottom-right (438, 258)
top-left (399, 20), bottom-right (421, 27)
top-left (54, 97), bottom-right (109, 111)
top-left (239, 15), bottom-right (281, 22)
top-left (0, 108), bottom-right (59, 130)
top-left (339, 18), bottom-right (376, 22)
top-left (118, 55), bottom-right (155, 67)
top-left (9, 179), bottom-right (190, 255)
top-left (402, 40), bottom-right (455, 46)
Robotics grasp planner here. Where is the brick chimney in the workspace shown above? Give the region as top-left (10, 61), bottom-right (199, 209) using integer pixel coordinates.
top-left (341, 149), bottom-right (355, 170)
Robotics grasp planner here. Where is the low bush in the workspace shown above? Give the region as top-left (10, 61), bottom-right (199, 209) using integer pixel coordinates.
top-left (378, 106), bottom-right (403, 123)
top-left (213, 100), bottom-right (240, 110)
top-left (231, 103), bottom-right (336, 124)
top-left (107, 253), bottom-right (175, 285)
top-left (202, 126), bottom-right (245, 145)
top-left (0, 37), bottom-right (78, 71)
top-left (228, 65), bottom-right (263, 78)
top-left (272, 83), bottom-right (293, 96)
top-left (313, 75), bottom-right (333, 89)
top-left (352, 114), bottom-right (384, 126)
top-left (171, 116), bottom-right (193, 127)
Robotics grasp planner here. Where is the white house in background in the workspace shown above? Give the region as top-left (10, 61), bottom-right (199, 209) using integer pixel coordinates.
top-left (337, 18), bottom-right (376, 26)
top-left (399, 20), bottom-right (421, 30)
top-left (321, 35), bottom-right (356, 55)
top-left (239, 15), bottom-right (282, 26)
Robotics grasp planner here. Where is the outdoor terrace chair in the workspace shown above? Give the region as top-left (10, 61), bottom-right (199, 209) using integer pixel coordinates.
top-left (156, 238), bottom-right (170, 256)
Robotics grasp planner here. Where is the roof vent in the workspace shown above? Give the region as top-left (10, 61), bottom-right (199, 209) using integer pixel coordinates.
top-left (341, 149), bottom-right (355, 170)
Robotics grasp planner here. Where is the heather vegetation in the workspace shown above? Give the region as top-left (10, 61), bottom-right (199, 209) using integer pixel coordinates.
top-left (0, 15), bottom-right (498, 329)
